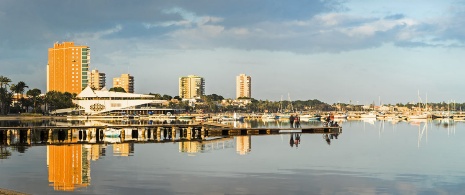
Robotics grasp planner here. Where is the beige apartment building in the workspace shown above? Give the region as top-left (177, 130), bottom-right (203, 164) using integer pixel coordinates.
top-left (179, 75), bottom-right (205, 99)
top-left (89, 69), bottom-right (106, 90)
top-left (113, 73), bottom-right (134, 93)
top-left (236, 74), bottom-right (251, 99)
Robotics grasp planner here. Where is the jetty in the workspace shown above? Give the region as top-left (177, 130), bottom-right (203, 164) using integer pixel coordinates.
top-left (0, 123), bottom-right (342, 146)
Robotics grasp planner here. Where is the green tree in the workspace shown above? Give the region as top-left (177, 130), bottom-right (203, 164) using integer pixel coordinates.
top-left (26, 88), bottom-right (42, 113)
top-left (0, 76), bottom-right (12, 115)
top-left (10, 81), bottom-right (28, 112)
top-left (149, 93), bottom-right (162, 100)
top-left (162, 94), bottom-right (172, 100)
top-left (109, 87), bottom-right (126, 93)
top-left (45, 91), bottom-right (75, 112)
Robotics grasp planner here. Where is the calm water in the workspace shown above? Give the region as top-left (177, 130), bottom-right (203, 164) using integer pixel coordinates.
top-left (1, 119), bottom-right (465, 194)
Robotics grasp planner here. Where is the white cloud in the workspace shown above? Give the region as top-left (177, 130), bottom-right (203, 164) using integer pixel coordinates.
top-left (70, 25), bottom-right (123, 41)
top-left (144, 7), bottom-right (223, 29)
top-left (231, 28), bottom-right (250, 35)
top-left (343, 18), bottom-right (417, 37)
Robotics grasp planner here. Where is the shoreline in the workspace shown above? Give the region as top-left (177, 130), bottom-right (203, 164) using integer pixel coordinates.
top-left (0, 115), bottom-right (67, 120)
top-left (0, 188), bottom-right (30, 195)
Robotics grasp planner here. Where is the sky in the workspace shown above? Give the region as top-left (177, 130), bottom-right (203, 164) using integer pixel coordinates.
top-left (1, 0), bottom-right (465, 105)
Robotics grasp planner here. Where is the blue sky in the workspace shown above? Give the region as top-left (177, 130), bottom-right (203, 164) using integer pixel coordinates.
top-left (1, 0), bottom-right (465, 105)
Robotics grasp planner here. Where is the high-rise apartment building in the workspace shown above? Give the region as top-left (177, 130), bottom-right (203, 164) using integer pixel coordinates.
top-left (236, 74), bottom-right (251, 99)
top-left (90, 69), bottom-right (106, 90)
top-left (113, 73), bottom-right (134, 93)
top-left (47, 42), bottom-right (90, 94)
top-left (179, 75), bottom-right (205, 99)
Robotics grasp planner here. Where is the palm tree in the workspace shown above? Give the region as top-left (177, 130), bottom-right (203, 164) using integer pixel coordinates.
top-left (15, 81), bottom-right (28, 96)
top-left (0, 76), bottom-right (11, 89)
top-left (10, 81), bottom-right (28, 112)
top-left (26, 88), bottom-right (42, 113)
top-left (0, 76), bottom-right (12, 115)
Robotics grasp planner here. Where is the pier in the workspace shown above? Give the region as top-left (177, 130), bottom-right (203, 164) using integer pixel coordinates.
top-left (0, 123), bottom-right (342, 146)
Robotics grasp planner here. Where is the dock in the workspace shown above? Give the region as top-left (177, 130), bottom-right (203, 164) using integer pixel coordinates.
top-left (0, 123), bottom-right (342, 146)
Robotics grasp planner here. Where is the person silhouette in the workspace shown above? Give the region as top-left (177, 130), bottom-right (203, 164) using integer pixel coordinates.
top-left (289, 114), bottom-right (295, 128)
top-left (324, 134), bottom-right (331, 145)
top-left (289, 133), bottom-right (294, 147)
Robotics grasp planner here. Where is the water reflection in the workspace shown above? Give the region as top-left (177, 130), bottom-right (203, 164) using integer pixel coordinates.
top-left (290, 133), bottom-right (304, 148)
top-left (5, 119), bottom-right (465, 194)
top-left (0, 126), bottom-right (339, 192)
top-left (47, 145), bottom-right (92, 191)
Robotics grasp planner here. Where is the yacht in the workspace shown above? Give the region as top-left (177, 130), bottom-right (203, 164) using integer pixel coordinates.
top-left (360, 111), bottom-right (377, 118)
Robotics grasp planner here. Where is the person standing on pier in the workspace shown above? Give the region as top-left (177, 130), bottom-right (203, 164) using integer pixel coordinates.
top-left (295, 115), bottom-right (301, 128)
top-left (289, 114), bottom-right (295, 128)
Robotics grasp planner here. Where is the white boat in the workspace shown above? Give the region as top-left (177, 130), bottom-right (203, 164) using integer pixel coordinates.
top-left (233, 112), bottom-right (245, 121)
top-left (408, 113), bottom-right (428, 120)
top-left (178, 115), bottom-right (195, 120)
top-left (360, 111), bottom-right (377, 118)
top-left (104, 128), bottom-right (121, 137)
top-left (261, 113), bottom-right (277, 121)
top-left (195, 115), bottom-right (208, 122)
top-left (277, 113), bottom-right (291, 120)
top-left (219, 115), bottom-right (235, 121)
top-left (300, 114), bottom-right (322, 121)
top-left (333, 113), bottom-right (348, 118)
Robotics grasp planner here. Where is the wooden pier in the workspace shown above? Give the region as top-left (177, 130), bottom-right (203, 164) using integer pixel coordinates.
top-left (0, 123), bottom-right (342, 146)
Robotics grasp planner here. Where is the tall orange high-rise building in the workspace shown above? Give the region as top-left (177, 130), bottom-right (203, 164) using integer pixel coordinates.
top-left (47, 42), bottom-right (90, 94)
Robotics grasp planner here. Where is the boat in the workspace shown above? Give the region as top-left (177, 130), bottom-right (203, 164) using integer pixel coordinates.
top-left (300, 114), bottom-right (321, 121)
top-left (104, 128), bottom-right (121, 137)
top-left (360, 111), bottom-right (377, 118)
top-left (277, 113), bottom-right (291, 120)
top-left (261, 113), bottom-right (278, 121)
top-left (233, 112), bottom-right (245, 121)
top-left (408, 112), bottom-right (428, 120)
top-left (219, 115), bottom-right (235, 121)
top-left (333, 113), bottom-right (348, 118)
top-left (178, 115), bottom-right (195, 120)
top-left (195, 115), bottom-right (208, 122)
top-left (308, 115), bottom-right (322, 120)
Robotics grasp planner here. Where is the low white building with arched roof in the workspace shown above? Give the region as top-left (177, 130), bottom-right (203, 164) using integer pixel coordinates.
top-left (73, 86), bottom-right (170, 115)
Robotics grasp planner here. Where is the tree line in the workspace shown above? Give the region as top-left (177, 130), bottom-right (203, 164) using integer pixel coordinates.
top-left (2, 75), bottom-right (464, 115)
top-left (0, 76), bottom-right (75, 115)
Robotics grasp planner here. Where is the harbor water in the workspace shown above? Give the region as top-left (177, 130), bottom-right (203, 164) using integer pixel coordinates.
top-left (0, 119), bottom-right (464, 194)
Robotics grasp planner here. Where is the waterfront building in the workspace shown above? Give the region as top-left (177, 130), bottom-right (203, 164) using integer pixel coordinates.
top-left (179, 75), bottom-right (205, 99)
top-left (47, 42), bottom-right (90, 94)
top-left (236, 74), bottom-right (251, 99)
top-left (113, 73), bottom-right (134, 93)
top-left (73, 86), bottom-right (171, 115)
top-left (90, 69), bottom-right (106, 90)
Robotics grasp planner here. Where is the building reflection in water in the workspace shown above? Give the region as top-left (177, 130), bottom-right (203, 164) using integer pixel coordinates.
top-left (47, 145), bottom-right (90, 191)
top-left (113, 143), bottom-right (134, 156)
top-left (46, 144), bottom-right (105, 191)
top-left (179, 137), bottom-right (235, 156)
top-left (178, 136), bottom-right (252, 155)
top-left (236, 136), bottom-right (251, 155)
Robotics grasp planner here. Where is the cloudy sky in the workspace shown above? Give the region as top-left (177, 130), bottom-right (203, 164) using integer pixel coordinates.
top-left (1, 0), bottom-right (465, 105)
